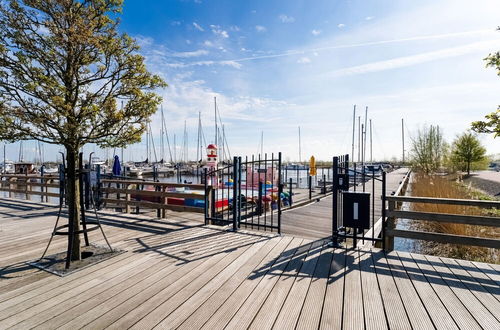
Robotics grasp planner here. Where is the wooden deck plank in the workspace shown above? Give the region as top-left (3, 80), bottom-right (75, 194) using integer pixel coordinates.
top-left (272, 240), bottom-right (325, 329)
top-left (471, 260), bottom-right (500, 287)
top-left (342, 249), bottom-right (365, 330)
top-left (294, 242), bottom-right (334, 330)
top-left (396, 251), bottom-right (458, 329)
top-left (384, 251), bottom-right (435, 329)
top-left (455, 259), bottom-right (500, 300)
top-left (438, 256), bottom-right (500, 320)
top-left (116, 235), bottom-right (265, 329)
top-left (410, 253), bottom-right (481, 330)
top-left (22, 229), bottom-right (242, 329)
top-left (153, 237), bottom-right (282, 329)
top-left (424, 254), bottom-right (499, 329)
top-left (177, 236), bottom-right (294, 330)
top-left (247, 240), bottom-right (314, 330)
top-left (371, 250), bottom-right (412, 330)
top-left (358, 249), bottom-right (388, 330)
top-left (222, 238), bottom-right (304, 330)
top-left (1, 199), bottom-right (499, 330)
top-left (74, 234), bottom-right (261, 330)
top-left (319, 248), bottom-right (346, 330)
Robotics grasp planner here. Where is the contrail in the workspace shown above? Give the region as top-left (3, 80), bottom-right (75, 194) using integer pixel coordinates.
top-left (230, 29), bottom-right (495, 63)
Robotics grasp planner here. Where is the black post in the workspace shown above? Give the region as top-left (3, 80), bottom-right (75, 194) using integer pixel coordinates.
top-left (382, 171), bottom-right (387, 250)
top-left (232, 156), bottom-right (238, 231)
top-left (79, 153), bottom-right (89, 246)
top-left (238, 157), bottom-right (242, 228)
top-left (277, 152), bottom-right (282, 234)
top-left (204, 168), bottom-right (209, 225)
top-left (97, 165), bottom-right (102, 209)
top-left (308, 175), bottom-right (312, 200)
top-left (332, 156), bottom-right (339, 244)
top-left (84, 164), bottom-right (90, 210)
top-left (58, 163), bottom-right (65, 207)
top-left (40, 165), bottom-right (44, 202)
top-left (257, 181), bottom-right (263, 215)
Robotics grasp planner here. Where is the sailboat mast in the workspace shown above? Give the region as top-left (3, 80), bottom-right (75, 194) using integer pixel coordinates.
top-left (351, 105), bottom-right (356, 162)
top-left (370, 119), bottom-right (373, 163)
top-left (196, 112), bottom-right (201, 163)
top-left (160, 105), bottom-right (164, 162)
top-left (402, 118), bottom-right (405, 163)
top-left (357, 116), bottom-right (361, 163)
top-left (364, 106), bottom-right (368, 163)
top-left (298, 126), bottom-right (301, 163)
top-left (214, 96), bottom-right (217, 146)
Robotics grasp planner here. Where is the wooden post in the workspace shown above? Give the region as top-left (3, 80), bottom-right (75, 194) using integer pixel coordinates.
top-left (385, 200), bottom-right (396, 251)
top-left (161, 185), bottom-right (166, 218)
top-left (125, 184), bottom-right (131, 214)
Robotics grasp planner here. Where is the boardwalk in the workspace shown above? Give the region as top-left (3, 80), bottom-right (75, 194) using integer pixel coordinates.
top-left (1, 197), bottom-right (499, 329)
top-left (281, 168), bottom-right (409, 239)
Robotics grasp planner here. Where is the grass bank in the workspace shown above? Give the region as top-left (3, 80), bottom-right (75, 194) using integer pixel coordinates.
top-left (407, 173), bottom-right (499, 263)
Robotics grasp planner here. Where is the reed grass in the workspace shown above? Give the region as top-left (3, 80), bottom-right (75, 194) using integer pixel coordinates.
top-left (409, 173), bottom-right (499, 263)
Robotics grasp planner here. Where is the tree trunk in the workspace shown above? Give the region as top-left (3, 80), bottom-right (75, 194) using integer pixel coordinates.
top-left (66, 147), bottom-right (81, 261)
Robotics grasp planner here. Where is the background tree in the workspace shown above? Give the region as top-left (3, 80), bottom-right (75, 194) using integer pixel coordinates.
top-left (472, 27), bottom-right (500, 137)
top-left (0, 0), bottom-right (166, 261)
top-left (451, 132), bottom-right (487, 175)
top-left (410, 125), bottom-right (446, 174)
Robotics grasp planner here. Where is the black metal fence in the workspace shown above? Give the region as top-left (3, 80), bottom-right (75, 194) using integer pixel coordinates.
top-left (332, 154), bottom-right (387, 248)
top-left (203, 153), bottom-right (282, 234)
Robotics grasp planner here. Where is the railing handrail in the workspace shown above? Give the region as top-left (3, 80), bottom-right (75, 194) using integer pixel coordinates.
top-left (386, 195), bottom-right (500, 208)
top-left (392, 169), bottom-right (411, 197)
top-left (101, 178), bottom-right (206, 190)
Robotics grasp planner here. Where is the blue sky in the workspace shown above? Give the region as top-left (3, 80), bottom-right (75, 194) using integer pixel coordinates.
top-left (6, 0), bottom-right (500, 162)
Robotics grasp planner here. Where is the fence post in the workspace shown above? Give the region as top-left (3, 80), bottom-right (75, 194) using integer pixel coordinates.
top-left (277, 152), bottom-right (282, 234)
top-left (232, 156), bottom-right (238, 231)
top-left (125, 184), bottom-right (131, 214)
top-left (308, 175), bottom-right (312, 200)
top-left (332, 156), bottom-right (339, 244)
top-left (40, 166), bottom-right (45, 202)
top-left (204, 168), bottom-right (209, 225)
top-left (323, 174), bottom-right (326, 194)
top-left (385, 199), bottom-right (395, 251)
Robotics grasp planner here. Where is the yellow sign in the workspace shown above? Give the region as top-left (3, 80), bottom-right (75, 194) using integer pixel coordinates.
top-left (309, 156), bottom-right (317, 176)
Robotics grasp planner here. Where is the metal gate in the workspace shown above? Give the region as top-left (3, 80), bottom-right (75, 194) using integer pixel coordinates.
top-left (203, 153), bottom-right (282, 233)
top-left (331, 154), bottom-right (387, 248)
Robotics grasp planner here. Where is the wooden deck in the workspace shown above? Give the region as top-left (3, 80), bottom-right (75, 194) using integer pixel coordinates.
top-left (1, 197), bottom-right (499, 329)
top-left (281, 168), bottom-right (410, 239)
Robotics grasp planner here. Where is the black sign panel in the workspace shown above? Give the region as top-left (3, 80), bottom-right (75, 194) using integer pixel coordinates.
top-left (342, 191), bottom-right (370, 229)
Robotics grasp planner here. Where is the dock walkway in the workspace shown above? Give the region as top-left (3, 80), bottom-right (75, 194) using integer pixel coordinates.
top-left (1, 197), bottom-right (499, 329)
top-left (281, 168), bottom-right (409, 239)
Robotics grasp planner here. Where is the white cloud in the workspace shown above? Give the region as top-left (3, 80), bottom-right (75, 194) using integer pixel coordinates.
top-left (328, 39), bottom-right (500, 77)
top-left (311, 29), bottom-right (322, 36)
top-left (337, 23), bottom-right (345, 28)
top-left (192, 22), bottom-right (204, 31)
top-left (171, 49), bottom-right (208, 58)
top-left (297, 57), bottom-right (311, 64)
top-left (210, 25), bottom-right (229, 38)
top-left (278, 14), bottom-right (295, 23)
top-left (255, 25), bottom-right (267, 32)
